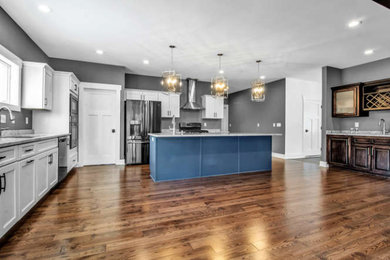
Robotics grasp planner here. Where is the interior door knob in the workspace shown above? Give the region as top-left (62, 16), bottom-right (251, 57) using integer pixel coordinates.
top-left (305, 129), bottom-right (309, 133)
top-left (112, 129), bottom-right (116, 133)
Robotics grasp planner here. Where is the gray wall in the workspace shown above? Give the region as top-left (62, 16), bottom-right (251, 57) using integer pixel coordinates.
top-left (49, 58), bottom-right (126, 159)
top-left (228, 79), bottom-right (286, 154)
top-left (321, 57), bottom-right (390, 161)
top-left (0, 7), bottom-right (49, 130)
top-left (125, 74), bottom-right (222, 130)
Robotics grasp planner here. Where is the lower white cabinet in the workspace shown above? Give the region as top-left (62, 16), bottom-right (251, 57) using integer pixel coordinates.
top-left (19, 157), bottom-right (36, 217)
top-left (35, 152), bottom-right (49, 200)
top-left (0, 162), bottom-right (19, 238)
top-left (0, 139), bottom-right (59, 239)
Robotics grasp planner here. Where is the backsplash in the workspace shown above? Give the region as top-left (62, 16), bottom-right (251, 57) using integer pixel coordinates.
top-left (0, 108), bottom-right (32, 130)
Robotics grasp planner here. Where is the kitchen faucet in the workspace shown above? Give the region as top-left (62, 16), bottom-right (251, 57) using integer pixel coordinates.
top-left (170, 115), bottom-right (176, 135)
top-left (379, 118), bottom-right (387, 135)
top-left (0, 106), bottom-right (16, 136)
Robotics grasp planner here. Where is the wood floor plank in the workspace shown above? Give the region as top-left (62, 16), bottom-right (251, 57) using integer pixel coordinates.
top-left (0, 158), bottom-right (389, 259)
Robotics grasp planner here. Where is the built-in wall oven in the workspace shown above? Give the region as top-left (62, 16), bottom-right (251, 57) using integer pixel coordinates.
top-left (69, 94), bottom-right (78, 149)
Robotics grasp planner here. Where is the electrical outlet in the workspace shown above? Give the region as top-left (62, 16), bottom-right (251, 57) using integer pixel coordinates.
top-left (25, 117), bottom-right (29, 125)
top-left (11, 120), bottom-right (15, 124)
top-left (0, 114), bottom-right (6, 123)
top-left (355, 122), bottom-right (359, 128)
top-left (203, 122), bottom-right (207, 127)
top-left (273, 123), bottom-right (276, 127)
top-left (257, 122), bottom-right (260, 127)
top-left (276, 122), bottom-right (282, 127)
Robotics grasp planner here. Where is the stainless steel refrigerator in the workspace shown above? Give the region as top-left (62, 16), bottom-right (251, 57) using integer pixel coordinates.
top-left (126, 100), bottom-right (161, 164)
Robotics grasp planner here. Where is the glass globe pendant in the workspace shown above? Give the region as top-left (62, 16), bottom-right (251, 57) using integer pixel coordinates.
top-left (161, 45), bottom-right (182, 93)
top-left (211, 53), bottom-right (228, 98)
top-left (251, 60), bottom-right (265, 102)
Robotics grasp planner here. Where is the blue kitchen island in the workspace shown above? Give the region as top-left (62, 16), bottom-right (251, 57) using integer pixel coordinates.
top-left (149, 133), bottom-right (281, 182)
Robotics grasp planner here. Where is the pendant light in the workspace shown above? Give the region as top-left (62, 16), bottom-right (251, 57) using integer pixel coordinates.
top-left (211, 53), bottom-right (228, 98)
top-left (251, 60), bottom-right (265, 102)
top-left (161, 45), bottom-right (182, 93)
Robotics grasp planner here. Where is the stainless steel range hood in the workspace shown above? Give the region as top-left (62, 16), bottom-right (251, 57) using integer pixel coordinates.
top-left (181, 78), bottom-right (203, 110)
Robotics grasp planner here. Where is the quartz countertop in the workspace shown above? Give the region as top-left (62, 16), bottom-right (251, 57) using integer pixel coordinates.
top-left (0, 133), bottom-right (70, 148)
top-left (149, 133), bottom-right (282, 138)
top-left (326, 130), bottom-right (390, 137)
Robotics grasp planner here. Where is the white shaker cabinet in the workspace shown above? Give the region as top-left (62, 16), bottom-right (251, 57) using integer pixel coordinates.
top-left (19, 157), bottom-right (36, 218)
top-left (158, 92), bottom-right (180, 118)
top-left (22, 62), bottom-right (54, 110)
top-left (35, 152), bottom-right (49, 201)
top-left (126, 89), bottom-right (159, 101)
top-left (0, 162), bottom-right (19, 238)
top-left (201, 95), bottom-right (224, 119)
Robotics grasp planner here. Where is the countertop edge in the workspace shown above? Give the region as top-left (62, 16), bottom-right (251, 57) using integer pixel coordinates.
top-left (149, 133), bottom-right (283, 138)
top-left (0, 133), bottom-right (70, 148)
top-left (326, 132), bottom-right (390, 138)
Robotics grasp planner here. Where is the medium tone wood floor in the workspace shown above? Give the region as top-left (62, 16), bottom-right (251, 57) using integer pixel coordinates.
top-left (0, 158), bottom-right (389, 259)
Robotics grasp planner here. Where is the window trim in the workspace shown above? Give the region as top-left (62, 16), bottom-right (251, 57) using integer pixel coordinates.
top-left (0, 44), bottom-right (22, 112)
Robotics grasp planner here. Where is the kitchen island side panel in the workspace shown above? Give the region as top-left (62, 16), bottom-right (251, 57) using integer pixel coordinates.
top-left (239, 136), bottom-right (272, 172)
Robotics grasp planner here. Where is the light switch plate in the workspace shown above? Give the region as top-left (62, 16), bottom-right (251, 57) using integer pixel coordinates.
top-left (355, 122), bottom-right (359, 128)
top-left (0, 114), bottom-right (6, 123)
top-left (276, 122), bottom-right (282, 127)
top-left (273, 123), bottom-right (276, 127)
top-left (257, 123), bottom-right (260, 127)
top-left (204, 122), bottom-right (207, 127)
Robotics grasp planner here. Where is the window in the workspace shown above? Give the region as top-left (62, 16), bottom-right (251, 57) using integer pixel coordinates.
top-left (0, 44), bottom-right (22, 111)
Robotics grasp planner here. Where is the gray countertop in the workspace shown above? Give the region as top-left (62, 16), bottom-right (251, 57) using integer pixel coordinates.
top-left (326, 130), bottom-right (390, 137)
top-left (149, 133), bottom-right (282, 138)
top-left (0, 133), bottom-right (70, 148)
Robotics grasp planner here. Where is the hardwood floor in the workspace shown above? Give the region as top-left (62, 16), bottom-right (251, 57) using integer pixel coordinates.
top-left (0, 158), bottom-right (390, 259)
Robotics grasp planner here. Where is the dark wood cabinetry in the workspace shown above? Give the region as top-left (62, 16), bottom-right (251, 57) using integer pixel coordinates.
top-left (332, 84), bottom-right (368, 117)
top-left (327, 135), bottom-right (390, 177)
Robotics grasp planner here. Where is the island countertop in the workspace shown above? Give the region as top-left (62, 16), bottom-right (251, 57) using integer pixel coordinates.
top-left (149, 133), bottom-right (282, 138)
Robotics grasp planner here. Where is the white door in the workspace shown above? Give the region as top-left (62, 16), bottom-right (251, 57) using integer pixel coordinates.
top-left (80, 83), bottom-right (121, 166)
top-left (19, 157), bottom-right (36, 217)
top-left (35, 152), bottom-right (49, 200)
top-left (221, 105), bottom-right (229, 132)
top-left (303, 99), bottom-right (321, 157)
top-left (0, 162), bottom-right (18, 237)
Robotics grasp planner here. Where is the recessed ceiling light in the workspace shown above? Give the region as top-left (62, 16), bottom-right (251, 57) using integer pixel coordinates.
top-left (364, 49), bottom-right (374, 55)
top-left (38, 4), bottom-right (51, 13)
top-left (143, 60), bottom-right (149, 65)
top-left (96, 50), bottom-right (104, 55)
top-left (348, 20), bottom-right (362, 28)
top-left (260, 75), bottom-right (266, 80)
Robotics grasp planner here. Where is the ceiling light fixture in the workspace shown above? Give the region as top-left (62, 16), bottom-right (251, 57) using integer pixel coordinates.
top-left (251, 60), bottom-right (266, 102)
top-left (96, 50), bottom-right (104, 55)
top-left (161, 45), bottom-right (182, 93)
top-left (348, 20), bottom-right (362, 28)
top-left (143, 59), bottom-right (149, 65)
top-left (38, 4), bottom-right (51, 13)
top-left (211, 53), bottom-right (228, 98)
top-left (364, 49), bottom-right (374, 55)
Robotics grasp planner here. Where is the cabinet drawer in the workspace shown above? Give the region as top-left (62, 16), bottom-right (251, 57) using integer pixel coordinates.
top-left (0, 146), bottom-right (18, 167)
top-left (36, 139), bottom-right (58, 153)
top-left (373, 138), bottom-right (390, 146)
top-left (352, 137), bottom-right (373, 144)
top-left (18, 143), bottom-right (37, 160)
top-left (68, 152), bottom-right (78, 172)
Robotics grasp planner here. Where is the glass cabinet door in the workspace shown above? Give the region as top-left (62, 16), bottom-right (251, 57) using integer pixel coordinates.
top-left (333, 86), bottom-right (357, 117)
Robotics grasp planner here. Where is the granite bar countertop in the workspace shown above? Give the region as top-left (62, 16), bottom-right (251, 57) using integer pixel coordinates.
top-left (0, 132), bottom-right (70, 148)
top-left (149, 133), bottom-right (282, 138)
top-left (326, 130), bottom-right (390, 137)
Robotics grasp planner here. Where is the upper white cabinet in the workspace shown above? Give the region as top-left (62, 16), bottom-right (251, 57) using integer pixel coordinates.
top-left (158, 92), bottom-right (180, 118)
top-left (0, 162), bottom-right (19, 238)
top-left (22, 62), bottom-right (54, 110)
top-left (126, 89), bottom-right (159, 101)
top-left (125, 89), bottom-right (181, 118)
top-left (202, 95), bottom-right (224, 119)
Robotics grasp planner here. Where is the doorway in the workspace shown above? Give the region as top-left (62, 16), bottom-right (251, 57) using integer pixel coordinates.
top-left (303, 99), bottom-right (321, 157)
top-left (79, 82), bottom-right (121, 166)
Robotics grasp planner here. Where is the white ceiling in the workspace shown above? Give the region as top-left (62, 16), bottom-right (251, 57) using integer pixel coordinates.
top-left (1, 0), bottom-right (389, 92)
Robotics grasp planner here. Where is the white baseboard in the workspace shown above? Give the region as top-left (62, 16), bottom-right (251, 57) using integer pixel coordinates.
top-left (319, 161), bottom-right (329, 168)
top-left (116, 159), bottom-right (125, 165)
top-left (272, 152), bottom-right (285, 159)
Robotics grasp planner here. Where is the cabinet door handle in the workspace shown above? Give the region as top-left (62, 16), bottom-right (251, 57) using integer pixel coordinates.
top-left (45, 98), bottom-right (48, 106)
top-left (48, 154), bottom-right (53, 165)
top-left (0, 173), bottom-right (6, 193)
top-left (25, 159), bottom-right (34, 165)
top-left (0, 156), bottom-right (6, 160)
top-left (24, 148), bottom-right (33, 153)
